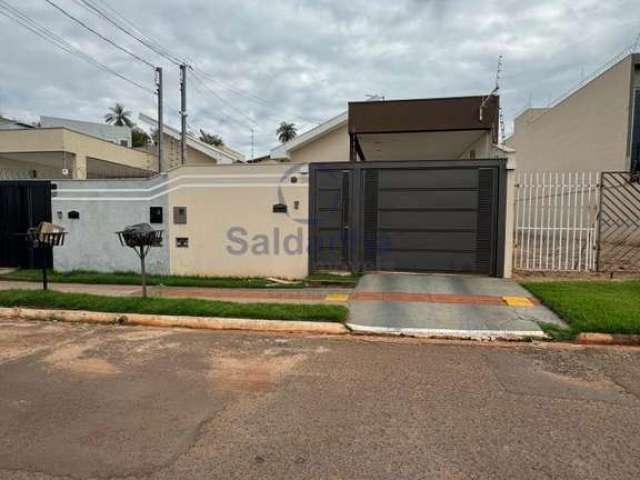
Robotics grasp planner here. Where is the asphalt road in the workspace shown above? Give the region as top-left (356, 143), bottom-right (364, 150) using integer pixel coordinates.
top-left (1, 319), bottom-right (640, 479)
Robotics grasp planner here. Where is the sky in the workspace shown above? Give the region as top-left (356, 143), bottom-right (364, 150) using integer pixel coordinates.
top-left (1, 0), bottom-right (639, 158)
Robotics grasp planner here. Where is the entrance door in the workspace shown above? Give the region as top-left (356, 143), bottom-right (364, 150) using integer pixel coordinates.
top-left (309, 168), bottom-right (352, 270)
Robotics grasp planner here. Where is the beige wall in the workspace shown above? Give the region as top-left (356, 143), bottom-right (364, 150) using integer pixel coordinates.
top-left (458, 132), bottom-right (493, 159)
top-left (160, 134), bottom-right (218, 170)
top-left (506, 55), bottom-right (634, 173)
top-left (0, 127), bottom-right (155, 179)
top-left (168, 164), bottom-right (309, 279)
top-left (288, 124), bottom-right (350, 163)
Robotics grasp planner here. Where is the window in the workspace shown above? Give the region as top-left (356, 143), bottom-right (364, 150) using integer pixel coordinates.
top-left (120, 139), bottom-right (128, 147)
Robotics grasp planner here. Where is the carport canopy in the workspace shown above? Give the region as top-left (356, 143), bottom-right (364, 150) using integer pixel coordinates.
top-left (348, 96), bottom-right (499, 161)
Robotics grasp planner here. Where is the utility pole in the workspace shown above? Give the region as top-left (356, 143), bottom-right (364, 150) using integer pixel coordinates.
top-left (155, 67), bottom-right (164, 172)
top-left (251, 128), bottom-right (254, 160)
top-left (180, 63), bottom-right (188, 165)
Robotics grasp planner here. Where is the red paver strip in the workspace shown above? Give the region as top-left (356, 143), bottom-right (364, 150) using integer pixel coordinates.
top-left (350, 291), bottom-right (540, 306)
top-left (146, 287), bottom-right (541, 306)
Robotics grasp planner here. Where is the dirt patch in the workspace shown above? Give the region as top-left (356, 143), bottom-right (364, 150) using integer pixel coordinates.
top-left (209, 352), bottom-right (306, 394)
top-left (42, 338), bottom-right (120, 376)
top-left (0, 321), bottom-right (71, 364)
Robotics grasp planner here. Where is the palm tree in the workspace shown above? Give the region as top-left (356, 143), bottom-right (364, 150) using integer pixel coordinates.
top-left (104, 103), bottom-right (134, 128)
top-left (199, 129), bottom-right (224, 147)
top-left (276, 122), bottom-right (297, 143)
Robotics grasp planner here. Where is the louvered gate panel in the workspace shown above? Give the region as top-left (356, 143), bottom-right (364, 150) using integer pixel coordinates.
top-left (476, 168), bottom-right (496, 274)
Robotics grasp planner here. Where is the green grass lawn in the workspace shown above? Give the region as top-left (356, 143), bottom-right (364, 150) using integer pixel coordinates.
top-left (522, 280), bottom-right (640, 336)
top-left (0, 269), bottom-right (361, 289)
top-left (0, 269), bottom-right (304, 289)
top-left (0, 289), bottom-right (348, 323)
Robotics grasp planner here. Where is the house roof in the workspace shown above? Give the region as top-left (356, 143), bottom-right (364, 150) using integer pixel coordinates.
top-left (138, 113), bottom-right (245, 164)
top-left (270, 111), bottom-right (348, 160)
top-left (0, 115), bottom-right (34, 129)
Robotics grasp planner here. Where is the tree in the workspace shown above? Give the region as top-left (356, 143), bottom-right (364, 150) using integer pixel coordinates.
top-left (131, 127), bottom-right (150, 148)
top-left (276, 121), bottom-right (297, 143)
top-left (199, 129), bottom-right (224, 147)
top-left (104, 103), bottom-right (134, 128)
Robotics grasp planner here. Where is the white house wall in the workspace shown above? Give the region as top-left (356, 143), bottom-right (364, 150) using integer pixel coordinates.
top-left (51, 164), bottom-right (310, 279)
top-left (52, 176), bottom-right (171, 274)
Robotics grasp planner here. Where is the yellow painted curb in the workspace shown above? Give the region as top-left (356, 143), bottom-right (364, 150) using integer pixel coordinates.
top-left (324, 293), bottom-right (350, 302)
top-left (502, 296), bottom-right (534, 307)
top-left (0, 307), bottom-right (349, 335)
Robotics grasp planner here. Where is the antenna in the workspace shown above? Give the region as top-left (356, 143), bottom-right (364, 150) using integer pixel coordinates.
top-left (496, 55), bottom-right (505, 143)
top-left (365, 94), bottom-right (385, 101)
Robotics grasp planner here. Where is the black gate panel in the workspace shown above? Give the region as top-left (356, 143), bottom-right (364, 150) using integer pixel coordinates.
top-left (309, 169), bottom-right (351, 270)
top-left (374, 167), bottom-right (495, 273)
top-left (309, 160), bottom-right (506, 276)
top-left (0, 181), bottom-right (52, 268)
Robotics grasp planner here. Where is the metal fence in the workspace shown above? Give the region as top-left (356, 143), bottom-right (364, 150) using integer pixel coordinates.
top-left (597, 172), bottom-right (640, 272)
top-left (513, 172), bottom-right (600, 272)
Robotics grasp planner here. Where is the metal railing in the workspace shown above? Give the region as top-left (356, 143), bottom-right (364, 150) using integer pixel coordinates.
top-left (513, 172), bottom-right (600, 272)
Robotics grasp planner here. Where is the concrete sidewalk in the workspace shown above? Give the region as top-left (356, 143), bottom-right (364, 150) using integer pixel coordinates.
top-left (0, 280), bottom-right (353, 304)
top-left (348, 273), bottom-right (566, 339)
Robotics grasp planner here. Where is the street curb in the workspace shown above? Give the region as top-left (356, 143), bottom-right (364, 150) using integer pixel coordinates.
top-left (0, 307), bottom-right (349, 335)
top-left (577, 332), bottom-right (640, 346)
top-left (346, 323), bottom-right (548, 341)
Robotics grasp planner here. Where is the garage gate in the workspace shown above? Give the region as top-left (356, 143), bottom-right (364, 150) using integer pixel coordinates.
top-left (309, 160), bottom-right (507, 276)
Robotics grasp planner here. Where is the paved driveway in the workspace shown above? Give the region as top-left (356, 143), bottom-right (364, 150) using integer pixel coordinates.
top-left (348, 273), bottom-right (565, 338)
top-left (1, 319), bottom-right (640, 480)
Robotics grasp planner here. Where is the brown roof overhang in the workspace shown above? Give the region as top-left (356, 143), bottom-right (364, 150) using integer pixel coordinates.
top-left (348, 96), bottom-right (499, 142)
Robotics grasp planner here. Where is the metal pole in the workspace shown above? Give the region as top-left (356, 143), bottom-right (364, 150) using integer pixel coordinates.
top-left (155, 67), bottom-right (164, 173)
top-left (42, 246), bottom-right (49, 290)
top-left (139, 247), bottom-right (147, 298)
top-left (180, 63), bottom-right (188, 165)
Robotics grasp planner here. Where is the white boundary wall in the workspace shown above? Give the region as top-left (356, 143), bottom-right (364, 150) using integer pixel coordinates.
top-left (53, 164), bottom-right (310, 278)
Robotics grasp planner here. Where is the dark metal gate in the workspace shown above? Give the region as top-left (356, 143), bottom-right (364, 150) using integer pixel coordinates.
top-left (309, 160), bottom-right (507, 276)
top-left (597, 172), bottom-right (640, 272)
top-left (0, 181), bottom-right (52, 269)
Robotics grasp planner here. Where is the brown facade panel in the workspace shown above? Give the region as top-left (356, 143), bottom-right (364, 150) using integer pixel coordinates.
top-left (348, 96), bottom-right (499, 136)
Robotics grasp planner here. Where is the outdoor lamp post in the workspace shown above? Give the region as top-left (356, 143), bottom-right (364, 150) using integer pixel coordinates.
top-left (23, 222), bottom-right (67, 290)
top-left (116, 223), bottom-right (163, 298)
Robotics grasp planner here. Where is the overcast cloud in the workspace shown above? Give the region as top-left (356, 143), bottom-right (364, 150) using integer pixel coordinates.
top-left (1, 0), bottom-right (639, 157)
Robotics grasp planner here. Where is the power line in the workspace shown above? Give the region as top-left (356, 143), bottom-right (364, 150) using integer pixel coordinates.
top-left (191, 71), bottom-right (256, 128)
top-left (190, 76), bottom-right (255, 130)
top-left (74, 0), bottom-right (315, 125)
top-left (0, 0), bottom-right (152, 92)
top-left (44, 0), bottom-right (155, 68)
top-left (74, 0), bottom-right (183, 65)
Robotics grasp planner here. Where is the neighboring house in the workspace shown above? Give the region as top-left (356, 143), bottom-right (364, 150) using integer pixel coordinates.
top-left (0, 126), bottom-right (155, 179)
top-left (506, 52), bottom-right (640, 173)
top-left (40, 116), bottom-right (132, 147)
top-left (139, 114), bottom-right (245, 169)
top-left (270, 112), bottom-right (350, 163)
top-left (0, 115), bottom-right (34, 130)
